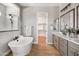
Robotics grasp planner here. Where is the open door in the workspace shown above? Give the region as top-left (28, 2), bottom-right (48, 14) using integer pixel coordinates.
top-left (37, 12), bottom-right (48, 48)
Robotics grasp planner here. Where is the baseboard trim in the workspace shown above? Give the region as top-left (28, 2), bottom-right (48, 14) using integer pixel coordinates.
top-left (33, 42), bottom-right (38, 44)
top-left (47, 42), bottom-right (53, 44)
top-left (33, 42), bottom-right (53, 45)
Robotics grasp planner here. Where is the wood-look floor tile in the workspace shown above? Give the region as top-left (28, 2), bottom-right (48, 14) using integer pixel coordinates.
top-left (7, 44), bottom-right (61, 56)
top-left (27, 44), bottom-right (61, 56)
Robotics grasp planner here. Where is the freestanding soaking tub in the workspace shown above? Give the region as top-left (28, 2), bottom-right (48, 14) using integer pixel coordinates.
top-left (8, 36), bottom-right (33, 56)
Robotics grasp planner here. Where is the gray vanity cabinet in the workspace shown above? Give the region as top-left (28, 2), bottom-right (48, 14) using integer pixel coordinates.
top-left (53, 34), bottom-right (68, 56)
top-left (52, 34), bottom-right (79, 56)
top-left (68, 46), bottom-right (78, 56)
top-left (59, 38), bottom-right (68, 56)
top-left (68, 41), bottom-right (79, 56)
top-left (53, 35), bottom-right (60, 50)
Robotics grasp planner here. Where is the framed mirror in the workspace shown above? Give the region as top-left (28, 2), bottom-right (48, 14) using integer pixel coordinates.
top-left (60, 9), bottom-right (75, 32)
top-left (76, 6), bottom-right (79, 29)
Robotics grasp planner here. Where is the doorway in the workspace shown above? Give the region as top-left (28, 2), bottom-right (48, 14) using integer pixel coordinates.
top-left (37, 12), bottom-right (48, 48)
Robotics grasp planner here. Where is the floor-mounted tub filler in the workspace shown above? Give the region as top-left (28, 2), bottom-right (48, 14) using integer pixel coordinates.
top-left (8, 35), bottom-right (33, 56)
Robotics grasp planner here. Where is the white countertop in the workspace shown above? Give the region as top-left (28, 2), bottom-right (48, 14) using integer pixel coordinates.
top-left (51, 31), bottom-right (79, 45)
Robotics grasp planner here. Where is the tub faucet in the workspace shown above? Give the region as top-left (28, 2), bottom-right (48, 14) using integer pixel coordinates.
top-left (17, 40), bottom-right (19, 42)
top-left (13, 36), bottom-right (19, 40)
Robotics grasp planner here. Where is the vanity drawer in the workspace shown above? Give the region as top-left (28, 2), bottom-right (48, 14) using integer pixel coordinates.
top-left (54, 43), bottom-right (58, 49)
top-left (68, 41), bottom-right (79, 51)
top-left (60, 38), bottom-right (67, 46)
top-left (68, 46), bottom-right (79, 56)
top-left (60, 44), bottom-right (67, 56)
top-left (53, 35), bottom-right (60, 49)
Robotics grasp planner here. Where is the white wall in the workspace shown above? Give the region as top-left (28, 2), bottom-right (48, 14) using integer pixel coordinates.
top-left (21, 6), bottom-right (59, 44)
top-left (0, 3), bottom-right (20, 55)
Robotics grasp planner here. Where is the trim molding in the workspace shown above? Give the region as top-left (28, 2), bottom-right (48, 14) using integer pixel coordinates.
top-left (0, 30), bottom-right (19, 32)
top-left (33, 42), bottom-right (38, 44)
top-left (48, 42), bottom-right (53, 44)
top-left (33, 41), bottom-right (53, 45)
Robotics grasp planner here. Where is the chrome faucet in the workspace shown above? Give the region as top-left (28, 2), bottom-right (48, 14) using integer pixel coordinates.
top-left (13, 36), bottom-right (19, 40)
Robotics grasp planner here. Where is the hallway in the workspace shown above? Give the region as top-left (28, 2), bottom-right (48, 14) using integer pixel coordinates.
top-left (38, 36), bottom-right (47, 48)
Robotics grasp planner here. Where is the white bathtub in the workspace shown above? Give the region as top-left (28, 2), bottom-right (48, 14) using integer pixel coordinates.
top-left (8, 36), bottom-right (33, 56)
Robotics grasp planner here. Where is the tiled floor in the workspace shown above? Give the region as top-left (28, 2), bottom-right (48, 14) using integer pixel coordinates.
top-left (8, 44), bottom-right (61, 56)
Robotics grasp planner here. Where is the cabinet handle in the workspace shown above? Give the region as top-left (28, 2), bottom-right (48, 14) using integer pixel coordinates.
top-left (74, 52), bottom-right (76, 56)
top-left (74, 52), bottom-right (79, 56)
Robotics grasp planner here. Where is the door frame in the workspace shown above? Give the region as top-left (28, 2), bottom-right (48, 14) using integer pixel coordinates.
top-left (36, 12), bottom-right (48, 45)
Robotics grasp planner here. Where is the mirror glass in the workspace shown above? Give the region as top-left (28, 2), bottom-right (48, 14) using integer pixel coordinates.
top-left (77, 6), bottom-right (79, 29)
top-left (60, 9), bottom-right (75, 31)
top-left (76, 6), bottom-right (79, 37)
top-left (60, 9), bottom-right (75, 37)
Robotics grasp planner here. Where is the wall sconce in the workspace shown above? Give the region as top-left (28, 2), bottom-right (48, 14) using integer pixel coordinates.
top-left (0, 12), bottom-right (1, 16)
top-left (8, 14), bottom-right (13, 24)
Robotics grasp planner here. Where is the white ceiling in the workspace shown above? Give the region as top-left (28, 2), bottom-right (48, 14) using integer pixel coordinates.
top-left (19, 3), bottom-right (62, 7)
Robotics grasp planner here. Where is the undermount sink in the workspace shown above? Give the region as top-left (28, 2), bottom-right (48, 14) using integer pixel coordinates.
top-left (69, 37), bottom-right (79, 43)
top-left (58, 32), bottom-right (63, 35)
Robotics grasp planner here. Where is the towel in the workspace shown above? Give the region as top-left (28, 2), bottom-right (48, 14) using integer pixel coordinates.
top-left (25, 26), bottom-right (32, 36)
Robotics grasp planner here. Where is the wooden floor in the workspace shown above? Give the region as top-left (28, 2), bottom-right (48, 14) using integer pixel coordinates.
top-left (38, 36), bottom-right (46, 48)
top-left (27, 44), bottom-right (61, 56)
top-left (8, 44), bottom-right (61, 56)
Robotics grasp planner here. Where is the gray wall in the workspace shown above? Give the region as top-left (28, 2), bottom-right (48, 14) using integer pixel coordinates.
top-left (21, 6), bottom-right (59, 44)
top-left (21, 7), bottom-right (37, 43)
top-left (0, 3), bottom-right (20, 55)
top-left (48, 7), bottom-right (59, 44)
